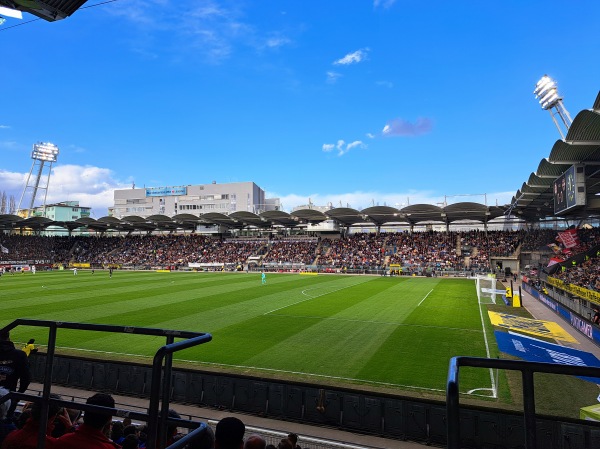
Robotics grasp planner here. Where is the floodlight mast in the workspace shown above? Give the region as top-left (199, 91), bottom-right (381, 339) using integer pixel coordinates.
top-left (533, 75), bottom-right (573, 139)
top-left (17, 142), bottom-right (59, 218)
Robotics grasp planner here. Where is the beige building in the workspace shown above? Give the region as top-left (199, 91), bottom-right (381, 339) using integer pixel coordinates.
top-left (111, 181), bottom-right (279, 219)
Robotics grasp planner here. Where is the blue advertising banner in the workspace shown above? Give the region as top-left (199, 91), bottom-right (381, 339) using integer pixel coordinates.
top-left (145, 186), bottom-right (187, 197)
top-left (523, 282), bottom-right (600, 344)
top-left (495, 330), bottom-right (600, 384)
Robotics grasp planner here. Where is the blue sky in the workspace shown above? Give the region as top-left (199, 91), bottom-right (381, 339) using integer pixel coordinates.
top-left (1, 0), bottom-right (599, 217)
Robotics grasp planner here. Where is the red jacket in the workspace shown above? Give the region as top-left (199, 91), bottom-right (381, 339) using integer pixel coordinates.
top-left (1, 418), bottom-right (59, 449)
top-left (57, 423), bottom-right (121, 449)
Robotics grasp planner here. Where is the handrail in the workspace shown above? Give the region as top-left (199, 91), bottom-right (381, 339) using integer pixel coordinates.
top-left (0, 319), bottom-right (211, 449)
top-left (447, 356), bottom-right (600, 449)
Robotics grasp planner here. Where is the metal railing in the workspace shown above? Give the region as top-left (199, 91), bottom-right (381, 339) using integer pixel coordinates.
top-left (447, 356), bottom-right (600, 449)
top-left (0, 319), bottom-right (211, 449)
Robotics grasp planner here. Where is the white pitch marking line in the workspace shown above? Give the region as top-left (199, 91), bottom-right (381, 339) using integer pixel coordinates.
top-left (264, 281), bottom-right (367, 315)
top-left (417, 289), bottom-right (434, 307)
top-left (54, 346), bottom-right (496, 398)
top-left (477, 283), bottom-right (498, 398)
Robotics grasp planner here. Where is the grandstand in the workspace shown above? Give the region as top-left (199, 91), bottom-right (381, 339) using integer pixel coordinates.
top-left (1, 90), bottom-right (600, 448)
top-left (0, 38), bottom-right (599, 448)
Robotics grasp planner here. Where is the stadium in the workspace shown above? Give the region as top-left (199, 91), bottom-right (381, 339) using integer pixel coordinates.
top-left (2, 2), bottom-right (600, 449)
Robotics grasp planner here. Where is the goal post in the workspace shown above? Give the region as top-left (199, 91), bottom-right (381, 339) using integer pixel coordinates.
top-left (476, 274), bottom-right (499, 304)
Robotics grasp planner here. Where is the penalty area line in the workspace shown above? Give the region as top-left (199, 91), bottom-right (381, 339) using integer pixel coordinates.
top-left (264, 280), bottom-right (366, 315)
top-left (417, 289), bottom-right (434, 307)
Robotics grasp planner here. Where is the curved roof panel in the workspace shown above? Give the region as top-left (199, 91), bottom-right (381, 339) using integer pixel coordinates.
top-left (535, 159), bottom-right (570, 178)
top-left (566, 110), bottom-right (600, 142)
top-left (290, 209), bottom-right (328, 224)
top-left (229, 211), bottom-right (270, 228)
top-left (593, 91), bottom-right (600, 112)
top-left (401, 204), bottom-right (444, 224)
top-left (362, 206), bottom-right (406, 225)
top-left (548, 140), bottom-right (600, 164)
top-left (443, 202), bottom-right (490, 223)
top-left (260, 210), bottom-right (299, 227)
top-left (325, 208), bottom-right (366, 226)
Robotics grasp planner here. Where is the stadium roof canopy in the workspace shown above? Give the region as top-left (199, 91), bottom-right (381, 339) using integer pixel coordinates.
top-left (509, 91), bottom-right (600, 222)
top-left (0, 0), bottom-right (88, 21)
top-left (0, 201), bottom-right (509, 233)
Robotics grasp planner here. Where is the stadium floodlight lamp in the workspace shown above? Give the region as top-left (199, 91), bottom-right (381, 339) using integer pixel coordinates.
top-left (534, 75), bottom-right (561, 110)
top-left (32, 142), bottom-right (59, 162)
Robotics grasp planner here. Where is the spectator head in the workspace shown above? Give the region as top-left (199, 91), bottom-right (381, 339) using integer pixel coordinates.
top-left (27, 339), bottom-right (35, 344)
top-left (244, 434), bottom-right (266, 449)
top-left (186, 423), bottom-right (215, 449)
top-left (31, 393), bottom-right (62, 420)
top-left (287, 433), bottom-right (298, 448)
top-left (124, 424), bottom-right (139, 437)
top-left (121, 433), bottom-right (139, 449)
top-left (83, 393), bottom-right (115, 429)
top-left (111, 421), bottom-right (125, 441)
top-left (0, 387), bottom-right (11, 420)
top-left (0, 329), bottom-right (9, 341)
top-left (277, 439), bottom-right (293, 449)
top-left (215, 416), bottom-right (245, 449)
top-left (167, 408), bottom-right (181, 438)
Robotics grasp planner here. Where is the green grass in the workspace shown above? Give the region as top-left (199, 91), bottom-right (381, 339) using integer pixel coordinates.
top-left (1, 270), bottom-right (594, 417)
top-left (0, 271), bottom-right (493, 395)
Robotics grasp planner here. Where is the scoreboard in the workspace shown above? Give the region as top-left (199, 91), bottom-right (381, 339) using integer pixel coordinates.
top-left (554, 165), bottom-right (586, 215)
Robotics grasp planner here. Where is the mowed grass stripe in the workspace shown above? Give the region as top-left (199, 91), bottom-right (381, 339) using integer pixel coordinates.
top-left (406, 278), bottom-right (483, 330)
top-left (356, 279), bottom-right (489, 390)
top-left (185, 277), bottom-right (392, 369)
top-left (1, 272), bottom-right (493, 394)
top-left (4, 274), bottom-right (361, 355)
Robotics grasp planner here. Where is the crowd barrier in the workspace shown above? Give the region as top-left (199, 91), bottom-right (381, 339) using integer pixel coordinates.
top-left (27, 353), bottom-right (600, 448)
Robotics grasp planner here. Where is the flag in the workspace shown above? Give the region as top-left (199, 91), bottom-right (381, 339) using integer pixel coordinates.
top-left (0, 244), bottom-right (8, 254)
top-left (547, 257), bottom-right (563, 267)
top-left (547, 243), bottom-right (562, 254)
top-left (558, 229), bottom-right (579, 249)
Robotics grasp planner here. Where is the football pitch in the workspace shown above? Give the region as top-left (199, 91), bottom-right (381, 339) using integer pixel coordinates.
top-left (1, 270), bottom-right (500, 399)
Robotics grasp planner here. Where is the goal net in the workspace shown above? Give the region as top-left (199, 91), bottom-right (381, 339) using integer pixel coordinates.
top-left (476, 274), bottom-right (500, 304)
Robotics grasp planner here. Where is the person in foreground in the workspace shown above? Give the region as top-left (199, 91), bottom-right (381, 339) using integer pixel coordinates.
top-left (57, 393), bottom-right (120, 449)
top-left (1, 393), bottom-right (72, 449)
top-left (215, 417), bottom-right (245, 449)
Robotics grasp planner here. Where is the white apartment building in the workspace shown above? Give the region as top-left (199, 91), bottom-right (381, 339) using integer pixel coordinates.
top-left (111, 181), bottom-right (279, 219)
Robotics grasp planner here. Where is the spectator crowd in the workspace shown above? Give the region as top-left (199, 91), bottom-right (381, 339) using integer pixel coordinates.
top-left (1, 228), bottom-right (600, 276)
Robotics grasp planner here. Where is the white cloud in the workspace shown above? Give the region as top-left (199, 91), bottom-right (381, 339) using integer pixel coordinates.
top-left (345, 140), bottom-right (366, 152)
top-left (382, 117), bottom-right (434, 137)
top-left (265, 36), bottom-right (291, 49)
top-left (0, 141), bottom-right (20, 150)
top-left (366, 133), bottom-right (375, 139)
top-left (333, 48), bottom-right (369, 65)
top-left (373, 0), bottom-right (397, 8)
top-left (0, 125), bottom-right (10, 129)
top-left (326, 71), bottom-right (342, 84)
top-left (108, 0), bottom-right (292, 64)
top-left (269, 190), bottom-right (514, 212)
top-left (376, 80), bottom-right (393, 88)
top-left (322, 139), bottom-right (367, 156)
top-left (0, 164), bottom-right (130, 217)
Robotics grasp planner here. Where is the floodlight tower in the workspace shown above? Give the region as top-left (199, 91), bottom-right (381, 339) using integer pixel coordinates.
top-left (533, 75), bottom-right (573, 139)
top-left (17, 142), bottom-right (59, 217)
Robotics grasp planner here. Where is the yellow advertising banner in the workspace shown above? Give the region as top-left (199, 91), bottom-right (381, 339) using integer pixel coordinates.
top-left (547, 276), bottom-right (600, 306)
top-left (488, 311), bottom-right (578, 343)
top-left (71, 263), bottom-right (90, 268)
